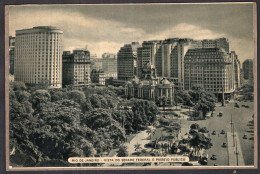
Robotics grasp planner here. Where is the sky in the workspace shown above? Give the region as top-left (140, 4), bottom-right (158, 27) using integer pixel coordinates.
top-left (8, 3), bottom-right (255, 62)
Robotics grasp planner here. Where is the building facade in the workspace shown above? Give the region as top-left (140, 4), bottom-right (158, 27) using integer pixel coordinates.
top-left (101, 54), bottom-right (117, 75)
top-left (91, 69), bottom-right (105, 85)
top-left (230, 51), bottom-right (241, 89)
top-left (137, 40), bottom-right (162, 78)
top-left (184, 48), bottom-right (234, 99)
top-left (202, 38), bottom-right (229, 53)
top-left (14, 26), bottom-right (63, 88)
top-left (62, 49), bottom-right (91, 88)
top-left (9, 36), bottom-right (15, 75)
top-left (137, 38), bottom-right (191, 89)
top-left (242, 59), bottom-right (253, 80)
top-left (125, 77), bottom-right (175, 105)
top-left (117, 42), bottom-right (140, 81)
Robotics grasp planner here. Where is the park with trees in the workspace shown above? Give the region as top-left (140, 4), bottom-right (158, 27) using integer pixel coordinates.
top-left (9, 82), bottom-right (217, 167)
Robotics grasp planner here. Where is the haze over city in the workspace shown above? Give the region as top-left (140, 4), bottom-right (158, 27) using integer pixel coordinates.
top-left (9, 3), bottom-right (255, 62)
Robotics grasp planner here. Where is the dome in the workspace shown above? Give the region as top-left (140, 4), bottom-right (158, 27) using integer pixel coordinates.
top-left (161, 78), bottom-right (171, 85)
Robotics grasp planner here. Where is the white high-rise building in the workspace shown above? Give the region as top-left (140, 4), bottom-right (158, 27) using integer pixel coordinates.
top-left (14, 26), bottom-right (63, 88)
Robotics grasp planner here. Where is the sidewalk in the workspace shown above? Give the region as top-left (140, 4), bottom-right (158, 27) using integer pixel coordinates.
top-left (227, 132), bottom-right (245, 166)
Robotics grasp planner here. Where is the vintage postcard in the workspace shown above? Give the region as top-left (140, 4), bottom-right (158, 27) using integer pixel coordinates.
top-left (5, 2), bottom-right (257, 171)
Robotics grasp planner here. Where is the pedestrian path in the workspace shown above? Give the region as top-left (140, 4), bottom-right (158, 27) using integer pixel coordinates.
top-left (227, 132), bottom-right (245, 166)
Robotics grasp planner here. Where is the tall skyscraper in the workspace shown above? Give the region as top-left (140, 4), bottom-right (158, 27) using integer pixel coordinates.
top-left (62, 49), bottom-right (91, 88)
top-left (242, 59), bottom-right (254, 80)
top-left (117, 42), bottom-right (140, 81)
top-left (137, 40), bottom-right (162, 78)
top-left (184, 48), bottom-right (234, 100)
top-left (230, 51), bottom-right (241, 89)
top-left (14, 26), bottom-right (63, 88)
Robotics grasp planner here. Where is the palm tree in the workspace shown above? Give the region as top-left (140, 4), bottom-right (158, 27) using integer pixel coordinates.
top-left (146, 128), bottom-right (152, 140)
top-left (134, 143), bottom-right (142, 156)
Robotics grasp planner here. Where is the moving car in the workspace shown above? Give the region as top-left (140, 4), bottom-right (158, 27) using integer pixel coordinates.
top-left (235, 103), bottom-right (239, 108)
top-left (222, 142), bottom-right (227, 148)
top-left (243, 135), bottom-right (248, 139)
top-left (220, 130), bottom-right (225, 134)
top-left (218, 112), bottom-right (223, 117)
top-left (212, 131), bottom-right (216, 135)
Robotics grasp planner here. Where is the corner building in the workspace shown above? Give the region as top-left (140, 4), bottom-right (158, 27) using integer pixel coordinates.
top-left (184, 48), bottom-right (235, 100)
top-left (62, 50), bottom-right (91, 88)
top-left (14, 26), bottom-right (63, 88)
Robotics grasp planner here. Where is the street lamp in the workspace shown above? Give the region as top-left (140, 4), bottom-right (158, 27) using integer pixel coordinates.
top-left (230, 114), bottom-right (235, 147)
top-left (235, 138), bottom-right (239, 166)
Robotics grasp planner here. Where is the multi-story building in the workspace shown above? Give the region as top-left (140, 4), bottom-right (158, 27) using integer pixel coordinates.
top-left (137, 38), bottom-right (191, 89)
top-left (62, 49), bottom-right (91, 88)
top-left (14, 26), bottom-right (63, 88)
top-left (242, 59), bottom-right (253, 80)
top-left (184, 48), bottom-right (234, 100)
top-left (137, 40), bottom-right (162, 78)
top-left (201, 38), bottom-right (229, 53)
top-left (117, 42), bottom-right (140, 81)
top-left (101, 53), bottom-right (117, 75)
top-left (90, 69), bottom-right (105, 85)
top-left (9, 36), bottom-right (15, 75)
top-left (230, 51), bottom-right (241, 89)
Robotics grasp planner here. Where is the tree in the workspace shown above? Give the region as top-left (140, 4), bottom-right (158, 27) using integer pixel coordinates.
top-left (190, 123), bottom-right (200, 130)
top-left (170, 143), bottom-right (178, 154)
top-left (198, 127), bottom-right (208, 133)
top-left (134, 143), bottom-right (142, 156)
top-left (67, 90), bottom-right (86, 105)
top-left (189, 132), bottom-right (212, 156)
top-left (90, 94), bottom-right (102, 108)
top-left (30, 90), bottom-right (51, 111)
top-left (117, 145), bottom-right (129, 157)
top-left (11, 81), bottom-right (27, 91)
top-left (178, 144), bottom-right (190, 155)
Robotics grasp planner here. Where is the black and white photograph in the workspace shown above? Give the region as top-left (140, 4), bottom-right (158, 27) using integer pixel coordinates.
top-left (5, 2), bottom-right (257, 170)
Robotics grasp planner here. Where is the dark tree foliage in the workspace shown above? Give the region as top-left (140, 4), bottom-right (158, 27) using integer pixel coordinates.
top-left (9, 84), bottom-right (158, 167)
top-left (192, 89), bottom-right (216, 119)
top-left (190, 123), bottom-right (200, 130)
top-left (189, 131), bottom-right (212, 153)
top-left (117, 145), bottom-right (129, 157)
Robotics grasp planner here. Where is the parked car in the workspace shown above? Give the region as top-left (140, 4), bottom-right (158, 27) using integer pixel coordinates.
top-left (235, 103), bottom-right (239, 108)
top-left (182, 162), bottom-right (193, 166)
top-left (243, 135), bottom-right (248, 139)
top-left (210, 155), bottom-right (217, 160)
top-left (220, 130), bottom-right (225, 134)
top-left (222, 142), bottom-right (227, 148)
top-left (218, 112), bottom-right (223, 117)
top-left (245, 105), bottom-right (249, 108)
top-left (199, 157), bottom-right (208, 165)
top-left (249, 137), bottom-right (254, 140)
top-left (212, 131), bottom-right (216, 135)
